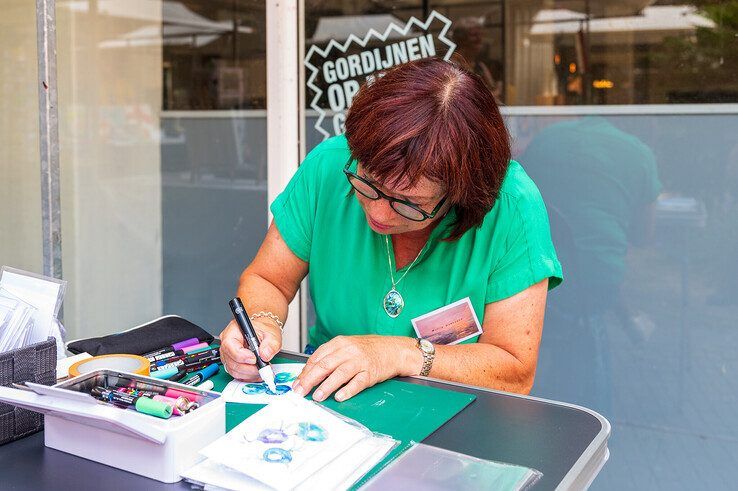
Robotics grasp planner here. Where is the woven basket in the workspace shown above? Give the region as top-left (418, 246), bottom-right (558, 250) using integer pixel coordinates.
top-left (0, 337), bottom-right (56, 445)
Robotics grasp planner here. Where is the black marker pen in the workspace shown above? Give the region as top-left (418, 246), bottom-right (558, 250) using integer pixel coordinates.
top-left (228, 297), bottom-right (277, 392)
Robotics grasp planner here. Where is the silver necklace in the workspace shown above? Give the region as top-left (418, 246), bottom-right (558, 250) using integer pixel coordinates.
top-left (383, 235), bottom-right (426, 318)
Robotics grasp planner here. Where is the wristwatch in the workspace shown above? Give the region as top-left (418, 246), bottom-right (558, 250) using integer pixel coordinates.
top-left (416, 338), bottom-right (435, 377)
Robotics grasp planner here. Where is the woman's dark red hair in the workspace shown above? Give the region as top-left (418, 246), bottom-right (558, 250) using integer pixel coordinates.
top-left (344, 57), bottom-right (511, 240)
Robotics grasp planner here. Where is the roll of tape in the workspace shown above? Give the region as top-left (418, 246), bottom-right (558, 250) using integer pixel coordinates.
top-left (68, 354), bottom-right (150, 378)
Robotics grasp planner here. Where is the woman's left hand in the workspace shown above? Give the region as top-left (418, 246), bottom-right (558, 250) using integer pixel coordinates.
top-left (292, 335), bottom-right (420, 402)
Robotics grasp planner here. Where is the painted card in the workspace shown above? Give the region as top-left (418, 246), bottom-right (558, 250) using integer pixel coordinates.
top-left (221, 363), bottom-right (304, 404)
top-left (411, 297), bottom-right (483, 345)
top-left (199, 394), bottom-right (369, 490)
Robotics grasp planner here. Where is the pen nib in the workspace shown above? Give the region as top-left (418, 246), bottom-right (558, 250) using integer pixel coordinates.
top-left (259, 366), bottom-right (277, 394)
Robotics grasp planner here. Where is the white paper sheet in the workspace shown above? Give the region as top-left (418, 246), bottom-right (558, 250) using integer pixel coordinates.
top-left (183, 458), bottom-right (271, 491)
top-left (199, 394), bottom-right (369, 490)
top-left (185, 434), bottom-right (395, 491)
top-left (221, 363), bottom-right (305, 404)
top-left (295, 433), bottom-right (396, 491)
top-left (0, 287), bottom-right (37, 352)
top-left (0, 268), bottom-right (66, 352)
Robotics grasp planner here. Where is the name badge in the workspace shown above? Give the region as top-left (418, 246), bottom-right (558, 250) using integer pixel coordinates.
top-left (411, 297), bottom-right (483, 345)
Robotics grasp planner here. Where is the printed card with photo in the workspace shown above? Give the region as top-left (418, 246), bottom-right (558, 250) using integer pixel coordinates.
top-left (411, 297), bottom-right (483, 345)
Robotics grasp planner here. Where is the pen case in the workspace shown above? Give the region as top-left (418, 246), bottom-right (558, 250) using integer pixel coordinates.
top-left (0, 369), bottom-right (224, 482)
top-left (66, 315), bottom-right (215, 356)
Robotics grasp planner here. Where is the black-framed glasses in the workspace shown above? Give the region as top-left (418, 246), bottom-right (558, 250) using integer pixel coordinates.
top-left (343, 159), bottom-right (447, 222)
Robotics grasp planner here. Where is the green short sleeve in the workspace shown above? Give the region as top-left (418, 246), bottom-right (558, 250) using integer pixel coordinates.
top-left (642, 147), bottom-right (662, 204)
top-left (485, 190), bottom-right (564, 303)
top-left (269, 153), bottom-right (322, 262)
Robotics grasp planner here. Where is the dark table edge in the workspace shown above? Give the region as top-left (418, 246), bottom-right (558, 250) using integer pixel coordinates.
top-left (278, 350), bottom-right (612, 490)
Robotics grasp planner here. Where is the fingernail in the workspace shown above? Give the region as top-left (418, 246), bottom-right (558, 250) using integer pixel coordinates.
top-left (292, 384), bottom-right (305, 397)
top-left (313, 389), bottom-right (324, 401)
top-left (261, 347), bottom-right (272, 359)
top-left (335, 391), bottom-right (345, 402)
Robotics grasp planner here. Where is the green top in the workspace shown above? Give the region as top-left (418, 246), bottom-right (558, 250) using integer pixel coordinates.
top-left (271, 135), bottom-right (563, 347)
top-left (521, 116), bottom-right (661, 285)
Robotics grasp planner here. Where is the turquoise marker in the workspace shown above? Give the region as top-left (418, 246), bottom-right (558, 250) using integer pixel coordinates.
top-left (150, 366), bottom-right (178, 380)
top-left (187, 345), bottom-right (213, 355)
top-left (181, 363), bottom-right (219, 386)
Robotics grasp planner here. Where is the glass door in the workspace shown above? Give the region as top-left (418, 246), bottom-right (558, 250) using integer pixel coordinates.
top-left (297, 1), bottom-right (738, 489)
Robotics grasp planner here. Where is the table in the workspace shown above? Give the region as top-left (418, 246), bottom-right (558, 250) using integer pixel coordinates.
top-left (0, 352), bottom-right (610, 490)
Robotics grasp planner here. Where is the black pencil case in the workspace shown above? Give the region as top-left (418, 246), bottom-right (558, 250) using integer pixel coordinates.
top-left (66, 315), bottom-right (215, 356)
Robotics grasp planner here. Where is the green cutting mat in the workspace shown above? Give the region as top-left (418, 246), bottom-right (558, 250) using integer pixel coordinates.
top-left (209, 357), bottom-right (476, 487)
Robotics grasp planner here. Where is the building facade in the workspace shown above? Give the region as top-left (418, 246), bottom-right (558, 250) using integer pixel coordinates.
top-left (2, 1), bottom-right (737, 488)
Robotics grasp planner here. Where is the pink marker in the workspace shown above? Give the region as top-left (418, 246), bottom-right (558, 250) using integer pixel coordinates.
top-left (181, 342), bottom-right (209, 354)
top-left (153, 395), bottom-right (199, 416)
top-left (165, 387), bottom-right (203, 402)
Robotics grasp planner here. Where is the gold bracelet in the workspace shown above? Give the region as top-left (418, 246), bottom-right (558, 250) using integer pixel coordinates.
top-left (249, 311), bottom-right (284, 331)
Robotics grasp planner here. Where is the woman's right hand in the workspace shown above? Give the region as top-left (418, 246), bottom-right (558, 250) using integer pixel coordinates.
top-left (218, 318), bottom-right (282, 381)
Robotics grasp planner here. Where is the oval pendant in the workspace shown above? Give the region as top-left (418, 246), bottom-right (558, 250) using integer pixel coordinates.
top-left (383, 288), bottom-right (404, 318)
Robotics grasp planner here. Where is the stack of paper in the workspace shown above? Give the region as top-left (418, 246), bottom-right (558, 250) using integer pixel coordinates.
top-left (183, 394), bottom-right (396, 491)
top-left (0, 267), bottom-right (67, 357)
top-left (0, 287), bottom-right (37, 353)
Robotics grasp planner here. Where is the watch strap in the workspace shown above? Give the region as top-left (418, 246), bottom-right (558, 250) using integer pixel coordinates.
top-left (417, 339), bottom-right (435, 377)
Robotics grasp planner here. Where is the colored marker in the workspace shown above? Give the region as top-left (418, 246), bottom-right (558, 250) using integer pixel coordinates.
top-left (154, 355), bottom-right (220, 373)
top-left (166, 358), bottom-right (218, 381)
top-left (228, 297), bottom-right (277, 393)
top-left (148, 349), bottom-right (186, 363)
top-left (181, 363), bottom-right (219, 386)
top-left (182, 342), bottom-right (209, 353)
top-left (147, 343), bottom-right (210, 364)
top-left (150, 349), bottom-right (220, 372)
top-left (142, 337), bottom-right (201, 359)
top-left (116, 382), bottom-right (168, 395)
top-left (153, 350), bottom-right (218, 367)
top-left (150, 366), bottom-right (178, 380)
top-left (185, 345), bottom-right (214, 355)
top-left (169, 369), bottom-right (189, 382)
top-left (91, 387), bottom-right (172, 419)
top-left (165, 387), bottom-right (203, 402)
top-left (116, 387), bottom-right (159, 399)
top-left (150, 348), bottom-right (220, 369)
top-left (152, 395), bottom-right (198, 415)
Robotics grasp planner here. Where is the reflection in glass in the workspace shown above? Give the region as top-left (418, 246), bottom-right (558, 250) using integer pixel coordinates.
top-left (297, 3), bottom-right (737, 487)
top-left (0, 1), bottom-right (43, 272)
top-left (304, 1), bottom-right (738, 108)
top-left (159, 1), bottom-right (268, 331)
top-left (440, 0), bottom-right (738, 105)
top-left (162, 0), bottom-right (266, 110)
top-left (522, 116), bottom-right (662, 415)
top-left (52, 1), bottom-right (268, 339)
top-left (509, 113), bottom-right (738, 489)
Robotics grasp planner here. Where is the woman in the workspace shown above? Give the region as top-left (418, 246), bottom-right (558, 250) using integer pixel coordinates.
top-left (219, 58), bottom-right (562, 402)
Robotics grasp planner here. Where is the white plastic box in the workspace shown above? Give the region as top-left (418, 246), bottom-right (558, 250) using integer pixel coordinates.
top-left (0, 369), bottom-right (225, 483)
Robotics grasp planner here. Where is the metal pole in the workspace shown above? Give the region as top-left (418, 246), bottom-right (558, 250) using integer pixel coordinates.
top-left (36, 0), bottom-right (63, 280)
top-left (298, 0), bottom-right (308, 349)
top-left (267, 0), bottom-right (300, 350)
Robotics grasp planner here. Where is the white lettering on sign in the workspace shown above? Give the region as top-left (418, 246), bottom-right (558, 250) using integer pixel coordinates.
top-left (322, 35), bottom-right (437, 85)
top-left (305, 11), bottom-right (456, 140)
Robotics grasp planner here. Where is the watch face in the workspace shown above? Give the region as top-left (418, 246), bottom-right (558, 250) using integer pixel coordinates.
top-left (419, 338), bottom-right (434, 353)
